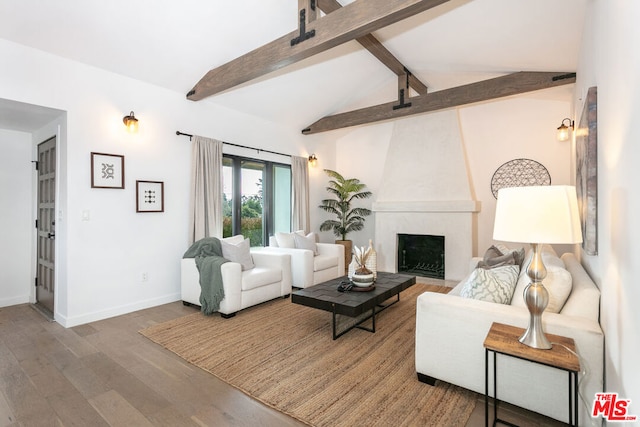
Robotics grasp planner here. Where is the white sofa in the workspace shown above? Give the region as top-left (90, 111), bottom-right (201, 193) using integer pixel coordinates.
top-left (256, 234), bottom-right (345, 288)
top-left (415, 249), bottom-right (603, 425)
top-left (181, 244), bottom-right (292, 318)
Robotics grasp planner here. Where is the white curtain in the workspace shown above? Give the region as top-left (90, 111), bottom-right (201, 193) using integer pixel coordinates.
top-left (189, 136), bottom-right (223, 244)
top-left (291, 156), bottom-right (310, 233)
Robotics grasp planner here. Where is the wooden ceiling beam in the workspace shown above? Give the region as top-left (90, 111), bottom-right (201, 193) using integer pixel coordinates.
top-left (300, 0), bottom-right (317, 24)
top-left (301, 72), bottom-right (577, 134)
top-left (317, 0), bottom-right (428, 95)
top-left (187, 0), bottom-right (449, 101)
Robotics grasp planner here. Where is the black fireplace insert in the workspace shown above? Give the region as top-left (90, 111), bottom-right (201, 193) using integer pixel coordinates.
top-left (397, 234), bottom-right (444, 279)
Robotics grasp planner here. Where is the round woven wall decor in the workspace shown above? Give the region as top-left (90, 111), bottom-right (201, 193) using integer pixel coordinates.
top-left (490, 158), bottom-right (551, 199)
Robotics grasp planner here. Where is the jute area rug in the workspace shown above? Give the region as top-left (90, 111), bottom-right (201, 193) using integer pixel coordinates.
top-left (139, 283), bottom-right (477, 426)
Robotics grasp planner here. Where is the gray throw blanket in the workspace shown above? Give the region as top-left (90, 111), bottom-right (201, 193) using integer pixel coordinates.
top-left (183, 237), bottom-right (228, 315)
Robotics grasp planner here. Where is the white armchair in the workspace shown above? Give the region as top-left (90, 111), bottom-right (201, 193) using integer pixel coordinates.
top-left (255, 233), bottom-right (345, 288)
top-left (181, 236), bottom-right (292, 318)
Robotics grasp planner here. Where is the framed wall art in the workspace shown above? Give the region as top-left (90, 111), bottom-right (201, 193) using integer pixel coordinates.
top-left (91, 152), bottom-right (125, 189)
top-left (136, 180), bottom-right (164, 213)
top-left (576, 86), bottom-right (598, 255)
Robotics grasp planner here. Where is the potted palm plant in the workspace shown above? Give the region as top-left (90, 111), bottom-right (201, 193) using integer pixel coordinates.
top-left (318, 169), bottom-right (372, 267)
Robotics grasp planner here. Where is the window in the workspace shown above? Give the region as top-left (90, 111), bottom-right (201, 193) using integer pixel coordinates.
top-left (222, 155), bottom-right (291, 246)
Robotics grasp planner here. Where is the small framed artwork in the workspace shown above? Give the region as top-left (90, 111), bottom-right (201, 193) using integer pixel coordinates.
top-left (136, 180), bottom-right (164, 213)
top-left (91, 152), bottom-right (125, 189)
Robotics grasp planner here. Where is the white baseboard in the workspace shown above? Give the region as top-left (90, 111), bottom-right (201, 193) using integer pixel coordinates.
top-left (56, 292), bottom-right (181, 328)
top-left (0, 295), bottom-right (30, 308)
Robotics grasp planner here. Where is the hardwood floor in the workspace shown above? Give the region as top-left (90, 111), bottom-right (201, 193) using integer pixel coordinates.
top-left (0, 302), bottom-right (303, 427)
top-left (0, 302), bottom-right (564, 426)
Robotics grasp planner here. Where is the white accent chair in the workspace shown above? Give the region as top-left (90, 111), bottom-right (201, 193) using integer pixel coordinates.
top-left (181, 235), bottom-right (292, 318)
top-left (255, 232), bottom-right (345, 288)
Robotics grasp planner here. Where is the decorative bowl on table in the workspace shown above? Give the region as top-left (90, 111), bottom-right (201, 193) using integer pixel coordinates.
top-left (351, 270), bottom-right (375, 287)
top-left (351, 246), bottom-right (376, 287)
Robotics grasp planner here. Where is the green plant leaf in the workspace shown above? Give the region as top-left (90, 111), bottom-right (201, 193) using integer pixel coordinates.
top-left (318, 169), bottom-right (372, 241)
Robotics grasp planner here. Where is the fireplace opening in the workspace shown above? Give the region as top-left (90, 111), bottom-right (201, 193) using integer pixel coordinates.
top-left (397, 234), bottom-right (445, 279)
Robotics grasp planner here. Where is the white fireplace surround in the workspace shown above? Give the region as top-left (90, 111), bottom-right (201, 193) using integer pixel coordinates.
top-left (374, 201), bottom-right (479, 281)
top-left (371, 112), bottom-right (480, 281)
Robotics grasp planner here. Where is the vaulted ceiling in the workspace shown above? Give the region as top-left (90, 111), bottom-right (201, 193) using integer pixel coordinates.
top-left (0, 0), bottom-right (587, 134)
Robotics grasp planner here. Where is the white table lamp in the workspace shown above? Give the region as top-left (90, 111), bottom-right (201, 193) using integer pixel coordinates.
top-left (493, 185), bottom-right (582, 349)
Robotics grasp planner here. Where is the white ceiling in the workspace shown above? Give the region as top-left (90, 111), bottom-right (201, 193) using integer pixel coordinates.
top-left (0, 0), bottom-right (587, 133)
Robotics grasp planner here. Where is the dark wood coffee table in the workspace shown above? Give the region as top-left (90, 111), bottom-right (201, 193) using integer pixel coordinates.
top-left (291, 272), bottom-right (416, 339)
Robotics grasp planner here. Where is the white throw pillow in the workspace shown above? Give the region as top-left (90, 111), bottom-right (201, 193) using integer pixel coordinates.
top-left (220, 238), bottom-right (254, 271)
top-left (511, 265), bottom-right (573, 313)
top-left (459, 265), bottom-right (519, 304)
top-left (306, 231), bottom-right (318, 243)
top-left (520, 245), bottom-right (565, 273)
top-left (293, 232), bottom-right (318, 255)
top-left (275, 232), bottom-right (296, 248)
top-left (221, 234), bottom-right (245, 245)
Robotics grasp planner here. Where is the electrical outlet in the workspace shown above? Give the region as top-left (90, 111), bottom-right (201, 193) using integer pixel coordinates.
top-left (141, 272), bottom-right (148, 282)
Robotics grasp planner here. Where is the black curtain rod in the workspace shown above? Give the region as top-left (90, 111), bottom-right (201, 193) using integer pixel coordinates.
top-left (176, 131), bottom-right (291, 158)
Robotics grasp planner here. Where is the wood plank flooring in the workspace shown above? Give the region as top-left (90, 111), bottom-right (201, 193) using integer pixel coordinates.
top-left (0, 302), bottom-right (564, 426)
top-left (0, 302), bottom-right (303, 427)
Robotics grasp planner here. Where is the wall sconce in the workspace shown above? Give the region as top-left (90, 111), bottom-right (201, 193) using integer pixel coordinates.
top-left (556, 118), bottom-right (574, 141)
top-left (308, 154), bottom-right (318, 167)
top-left (123, 111), bottom-right (139, 133)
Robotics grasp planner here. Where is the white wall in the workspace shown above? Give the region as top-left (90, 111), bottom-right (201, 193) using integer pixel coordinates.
top-left (460, 96), bottom-right (574, 253)
top-left (328, 95), bottom-right (572, 254)
top-left (0, 39), bottom-right (326, 326)
top-left (0, 129), bottom-right (33, 307)
top-left (333, 122), bottom-right (395, 249)
top-left (577, 0), bottom-right (640, 410)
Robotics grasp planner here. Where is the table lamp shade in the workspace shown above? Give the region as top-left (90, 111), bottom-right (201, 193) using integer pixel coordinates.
top-left (493, 185), bottom-right (583, 245)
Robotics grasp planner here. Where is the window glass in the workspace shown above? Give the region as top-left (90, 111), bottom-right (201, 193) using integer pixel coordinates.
top-left (223, 155), bottom-right (291, 246)
top-left (241, 160), bottom-right (265, 246)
